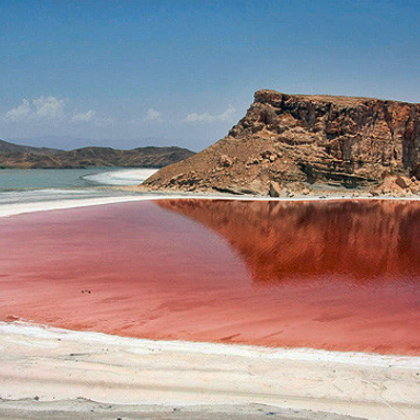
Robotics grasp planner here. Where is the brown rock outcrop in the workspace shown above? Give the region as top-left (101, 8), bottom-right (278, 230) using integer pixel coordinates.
top-left (143, 90), bottom-right (420, 195)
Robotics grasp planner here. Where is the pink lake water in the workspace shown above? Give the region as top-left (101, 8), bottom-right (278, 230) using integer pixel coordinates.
top-left (0, 199), bottom-right (420, 355)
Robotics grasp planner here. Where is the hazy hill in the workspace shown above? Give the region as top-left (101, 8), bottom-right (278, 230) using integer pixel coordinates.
top-left (0, 139), bottom-right (195, 169)
top-left (0, 139), bottom-right (62, 156)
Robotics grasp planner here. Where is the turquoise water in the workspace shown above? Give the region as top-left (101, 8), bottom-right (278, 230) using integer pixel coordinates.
top-left (0, 168), bottom-right (125, 192)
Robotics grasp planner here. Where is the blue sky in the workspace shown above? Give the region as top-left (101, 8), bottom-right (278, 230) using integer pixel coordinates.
top-left (0, 0), bottom-right (419, 151)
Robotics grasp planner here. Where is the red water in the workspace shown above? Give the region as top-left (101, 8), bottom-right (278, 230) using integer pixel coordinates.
top-left (1, 199), bottom-right (420, 355)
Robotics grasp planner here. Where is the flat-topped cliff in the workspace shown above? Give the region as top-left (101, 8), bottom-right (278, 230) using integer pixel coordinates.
top-left (142, 90), bottom-right (420, 195)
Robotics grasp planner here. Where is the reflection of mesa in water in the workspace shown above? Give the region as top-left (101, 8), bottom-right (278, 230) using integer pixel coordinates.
top-left (1, 199), bottom-right (420, 354)
top-left (157, 199), bottom-right (420, 283)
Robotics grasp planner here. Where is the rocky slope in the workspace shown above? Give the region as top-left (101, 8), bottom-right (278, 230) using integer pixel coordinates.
top-left (142, 90), bottom-right (420, 196)
top-left (0, 140), bottom-right (195, 169)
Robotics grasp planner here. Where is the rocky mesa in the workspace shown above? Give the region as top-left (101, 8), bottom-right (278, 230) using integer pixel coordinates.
top-left (142, 89), bottom-right (420, 196)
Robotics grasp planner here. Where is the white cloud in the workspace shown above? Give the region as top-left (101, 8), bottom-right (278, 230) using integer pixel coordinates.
top-left (2, 96), bottom-right (110, 126)
top-left (185, 105), bottom-right (236, 123)
top-left (146, 108), bottom-right (163, 122)
top-left (72, 109), bottom-right (97, 123)
top-left (185, 111), bottom-right (213, 123)
top-left (32, 96), bottom-right (66, 119)
top-left (93, 116), bottom-right (114, 126)
top-left (218, 105), bottom-right (236, 122)
top-left (3, 96), bottom-right (66, 122)
top-left (4, 99), bottom-right (31, 121)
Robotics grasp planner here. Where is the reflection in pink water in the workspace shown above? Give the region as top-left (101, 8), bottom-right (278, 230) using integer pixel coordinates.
top-left (0, 199), bottom-right (420, 355)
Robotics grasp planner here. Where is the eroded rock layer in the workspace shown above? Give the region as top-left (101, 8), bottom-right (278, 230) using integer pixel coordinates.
top-left (143, 90), bottom-right (420, 195)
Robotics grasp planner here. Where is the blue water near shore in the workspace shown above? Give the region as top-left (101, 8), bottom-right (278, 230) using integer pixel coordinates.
top-left (0, 168), bottom-right (125, 192)
top-left (0, 167), bottom-right (157, 206)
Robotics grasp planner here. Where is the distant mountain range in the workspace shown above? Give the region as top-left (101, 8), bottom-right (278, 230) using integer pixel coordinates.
top-left (0, 139), bottom-right (62, 156)
top-left (0, 139), bottom-right (195, 169)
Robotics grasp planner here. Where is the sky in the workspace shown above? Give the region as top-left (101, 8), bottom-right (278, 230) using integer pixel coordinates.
top-left (0, 0), bottom-right (419, 152)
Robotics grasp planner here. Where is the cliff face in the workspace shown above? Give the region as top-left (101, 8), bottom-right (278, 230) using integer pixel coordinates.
top-left (143, 90), bottom-right (420, 195)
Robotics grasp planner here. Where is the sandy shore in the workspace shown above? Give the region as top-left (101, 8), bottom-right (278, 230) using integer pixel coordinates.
top-left (1, 322), bottom-right (419, 420)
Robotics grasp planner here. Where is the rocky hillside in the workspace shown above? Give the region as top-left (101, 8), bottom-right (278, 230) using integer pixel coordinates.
top-left (0, 140), bottom-right (195, 169)
top-left (142, 90), bottom-right (420, 196)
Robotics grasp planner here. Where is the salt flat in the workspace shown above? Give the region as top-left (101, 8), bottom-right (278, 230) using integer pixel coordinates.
top-left (0, 322), bottom-right (419, 420)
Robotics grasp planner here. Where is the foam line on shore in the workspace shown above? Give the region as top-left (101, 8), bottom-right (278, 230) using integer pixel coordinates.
top-left (82, 168), bottom-right (159, 186)
top-left (0, 194), bottom-right (152, 218)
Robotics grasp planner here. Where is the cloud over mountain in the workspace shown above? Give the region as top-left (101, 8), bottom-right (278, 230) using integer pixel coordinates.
top-left (185, 105), bottom-right (235, 123)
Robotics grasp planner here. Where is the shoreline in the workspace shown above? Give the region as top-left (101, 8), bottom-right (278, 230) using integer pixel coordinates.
top-left (1, 321), bottom-right (419, 420)
top-left (1, 189), bottom-right (420, 219)
top-left (3, 321), bottom-right (420, 367)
